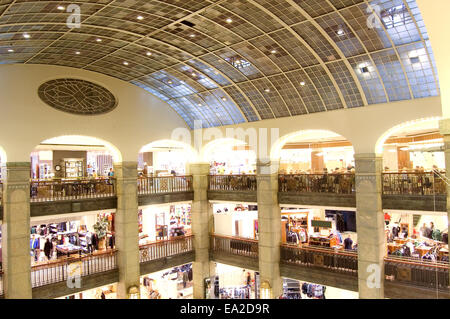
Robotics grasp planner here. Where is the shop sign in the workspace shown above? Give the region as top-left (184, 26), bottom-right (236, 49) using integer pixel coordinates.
top-left (67, 261), bottom-right (82, 289)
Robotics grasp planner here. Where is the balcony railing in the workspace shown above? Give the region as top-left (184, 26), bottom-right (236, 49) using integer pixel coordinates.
top-left (280, 244), bottom-right (358, 275)
top-left (31, 249), bottom-right (117, 288)
top-left (30, 178), bottom-right (116, 202)
top-left (385, 256), bottom-right (449, 290)
top-left (211, 234), bottom-right (259, 259)
top-left (137, 176), bottom-right (193, 195)
top-left (382, 172), bottom-right (447, 195)
top-left (208, 175), bottom-right (257, 191)
top-left (139, 235), bottom-right (194, 263)
top-left (279, 174), bottom-right (355, 194)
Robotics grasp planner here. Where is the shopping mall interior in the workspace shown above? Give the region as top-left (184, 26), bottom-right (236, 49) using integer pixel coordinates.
top-left (0, 0), bottom-right (449, 300)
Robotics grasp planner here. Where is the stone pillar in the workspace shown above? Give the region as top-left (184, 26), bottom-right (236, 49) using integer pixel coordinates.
top-left (114, 162), bottom-right (140, 299)
top-left (256, 160), bottom-right (282, 299)
top-left (2, 162), bottom-right (32, 299)
top-left (439, 119), bottom-right (450, 287)
top-left (354, 154), bottom-right (385, 299)
top-left (189, 163), bottom-right (214, 299)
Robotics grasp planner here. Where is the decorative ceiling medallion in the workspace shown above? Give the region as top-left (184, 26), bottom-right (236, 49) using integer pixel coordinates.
top-left (38, 78), bottom-right (117, 115)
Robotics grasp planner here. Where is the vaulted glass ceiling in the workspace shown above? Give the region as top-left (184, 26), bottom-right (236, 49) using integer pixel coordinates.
top-left (0, 0), bottom-right (439, 128)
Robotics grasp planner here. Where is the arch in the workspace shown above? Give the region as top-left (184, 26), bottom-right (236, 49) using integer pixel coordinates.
top-left (270, 129), bottom-right (353, 162)
top-left (36, 135), bottom-right (123, 163)
top-left (139, 139), bottom-right (199, 164)
top-left (374, 117), bottom-right (442, 155)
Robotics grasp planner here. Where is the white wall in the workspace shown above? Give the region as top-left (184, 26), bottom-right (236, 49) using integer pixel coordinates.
top-left (0, 64), bottom-right (188, 162)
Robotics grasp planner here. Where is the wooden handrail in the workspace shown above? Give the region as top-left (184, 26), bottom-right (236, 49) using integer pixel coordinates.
top-left (139, 235), bottom-right (194, 249)
top-left (211, 234), bottom-right (259, 244)
top-left (31, 249), bottom-right (117, 271)
top-left (385, 257), bottom-right (449, 270)
top-left (281, 244), bottom-right (358, 258)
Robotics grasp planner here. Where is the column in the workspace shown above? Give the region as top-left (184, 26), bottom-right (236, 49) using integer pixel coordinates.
top-left (190, 163), bottom-right (214, 299)
top-left (354, 154), bottom-right (385, 299)
top-left (439, 119), bottom-right (450, 287)
top-left (2, 162), bottom-right (32, 298)
top-left (256, 160), bottom-right (282, 299)
top-left (114, 162), bottom-right (140, 299)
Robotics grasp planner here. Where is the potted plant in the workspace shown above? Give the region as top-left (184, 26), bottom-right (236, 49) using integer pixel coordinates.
top-left (93, 216), bottom-right (109, 250)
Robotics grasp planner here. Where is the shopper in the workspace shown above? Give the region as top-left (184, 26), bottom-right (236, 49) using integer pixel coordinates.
top-left (344, 235), bottom-right (353, 250)
top-left (44, 238), bottom-right (53, 261)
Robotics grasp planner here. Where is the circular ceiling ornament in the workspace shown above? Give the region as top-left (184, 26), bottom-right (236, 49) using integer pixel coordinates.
top-left (38, 78), bottom-right (117, 115)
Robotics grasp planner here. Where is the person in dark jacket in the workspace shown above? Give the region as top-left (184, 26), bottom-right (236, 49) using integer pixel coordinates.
top-left (44, 238), bottom-right (53, 260)
top-left (344, 235), bottom-right (353, 250)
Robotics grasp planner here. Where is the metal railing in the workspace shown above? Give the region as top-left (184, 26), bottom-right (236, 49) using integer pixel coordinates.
top-left (385, 256), bottom-right (449, 290)
top-left (137, 175), bottom-right (193, 195)
top-left (139, 235), bottom-right (194, 263)
top-left (31, 249), bottom-right (117, 288)
top-left (280, 244), bottom-right (358, 275)
top-left (211, 234), bottom-right (259, 259)
top-left (208, 175), bottom-right (257, 191)
top-left (279, 174), bottom-right (355, 194)
top-left (382, 172), bottom-right (447, 195)
top-left (30, 178), bottom-right (116, 202)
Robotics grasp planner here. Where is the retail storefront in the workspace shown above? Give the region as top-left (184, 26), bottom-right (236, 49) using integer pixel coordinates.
top-left (140, 263), bottom-right (193, 299)
top-left (385, 210), bottom-right (448, 261)
top-left (281, 278), bottom-right (358, 299)
top-left (29, 211), bottom-right (115, 266)
top-left (57, 283), bottom-right (117, 299)
top-left (206, 263), bottom-right (258, 299)
top-left (281, 208), bottom-right (357, 251)
top-left (213, 203), bottom-right (258, 240)
top-left (139, 203), bottom-right (192, 245)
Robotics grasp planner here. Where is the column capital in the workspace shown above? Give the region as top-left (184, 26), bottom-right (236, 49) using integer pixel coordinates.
top-left (256, 159), bottom-right (279, 175)
top-left (353, 153), bottom-right (383, 161)
top-left (439, 118), bottom-right (450, 136)
top-left (188, 162), bottom-right (210, 175)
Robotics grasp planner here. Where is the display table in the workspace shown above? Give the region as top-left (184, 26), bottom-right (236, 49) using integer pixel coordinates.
top-left (387, 243), bottom-right (402, 254)
top-left (415, 246), bottom-right (432, 257)
top-left (56, 244), bottom-right (82, 257)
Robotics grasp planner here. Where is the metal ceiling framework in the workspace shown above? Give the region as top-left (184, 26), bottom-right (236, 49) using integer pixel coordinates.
top-left (0, 0), bottom-right (440, 128)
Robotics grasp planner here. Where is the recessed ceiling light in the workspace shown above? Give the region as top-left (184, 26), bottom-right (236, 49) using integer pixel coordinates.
top-left (191, 72), bottom-right (197, 77)
top-left (96, 38), bottom-right (102, 42)
top-left (336, 29), bottom-right (345, 36)
top-left (7, 49), bottom-right (14, 53)
top-left (226, 18), bottom-right (233, 23)
top-left (23, 33), bottom-right (30, 39)
top-left (137, 16), bottom-right (144, 20)
top-left (300, 81), bottom-right (305, 86)
top-left (75, 51), bottom-right (81, 55)
top-left (264, 88), bottom-right (270, 92)
top-left (270, 49), bottom-right (277, 54)
top-left (123, 61), bottom-right (129, 66)
top-left (167, 80), bottom-right (173, 84)
top-left (189, 34), bottom-right (196, 38)
top-left (57, 5), bottom-right (65, 10)
top-left (221, 97), bottom-right (227, 101)
top-left (198, 103), bottom-right (202, 106)
top-left (214, 71), bottom-right (219, 75)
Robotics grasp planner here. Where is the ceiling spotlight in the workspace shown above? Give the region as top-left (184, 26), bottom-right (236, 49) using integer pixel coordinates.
top-left (137, 16), bottom-right (144, 20)
top-left (198, 103), bottom-right (202, 106)
top-left (191, 72), bottom-right (197, 77)
top-left (57, 5), bottom-right (65, 10)
top-left (96, 38), bottom-right (102, 42)
top-left (300, 81), bottom-right (305, 86)
top-left (221, 97), bottom-right (227, 102)
top-left (270, 49), bottom-right (277, 54)
top-left (123, 61), bottom-right (129, 66)
top-left (189, 34), bottom-right (196, 38)
top-left (7, 49), bottom-right (14, 53)
top-left (146, 51), bottom-right (152, 56)
top-left (226, 18), bottom-right (233, 23)
top-left (167, 80), bottom-right (173, 84)
top-left (75, 51), bottom-right (81, 55)
top-left (336, 28), bottom-right (345, 36)
top-left (264, 88), bottom-right (270, 92)
top-left (23, 33), bottom-right (30, 39)
top-left (214, 71), bottom-right (219, 75)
